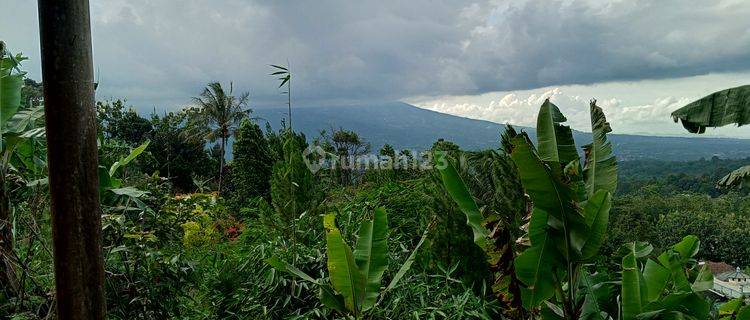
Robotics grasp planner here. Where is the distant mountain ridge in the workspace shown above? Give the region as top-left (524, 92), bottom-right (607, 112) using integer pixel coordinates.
top-left (251, 101), bottom-right (750, 161)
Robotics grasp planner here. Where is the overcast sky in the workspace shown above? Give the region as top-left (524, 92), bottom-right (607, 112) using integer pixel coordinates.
top-left (2, 0), bottom-right (750, 137)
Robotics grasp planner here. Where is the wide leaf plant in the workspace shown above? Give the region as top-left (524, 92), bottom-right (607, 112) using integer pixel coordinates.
top-left (437, 99), bottom-right (618, 319)
top-left (670, 85), bottom-right (750, 188)
top-left (267, 208), bottom-right (429, 318)
top-left (619, 235), bottom-right (713, 320)
top-left (510, 100), bottom-right (617, 319)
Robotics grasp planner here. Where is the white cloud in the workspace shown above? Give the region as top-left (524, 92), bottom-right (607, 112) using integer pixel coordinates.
top-left (411, 71), bottom-right (750, 138)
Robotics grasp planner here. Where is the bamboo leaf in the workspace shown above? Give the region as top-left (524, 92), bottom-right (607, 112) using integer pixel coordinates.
top-left (266, 257), bottom-right (352, 314)
top-left (278, 75), bottom-right (290, 88)
top-left (384, 221), bottom-right (430, 293)
top-left (265, 256), bottom-right (319, 284)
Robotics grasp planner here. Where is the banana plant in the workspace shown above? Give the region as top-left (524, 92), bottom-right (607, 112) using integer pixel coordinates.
top-left (0, 44), bottom-right (36, 294)
top-left (510, 100), bottom-right (616, 318)
top-left (437, 99), bottom-right (617, 319)
top-left (671, 85), bottom-right (750, 188)
top-left (97, 139), bottom-right (152, 214)
top-left (431, 126), bottom-right (531, 318)
top-left (619, 235), bottom-right (713, 320)
top-left (98, 139), bottom-right (150, 199)
top-left (717, 298), bottom-right (750, 320)
top-left (1, 42), bottom-right (25, 147)
top-left (267, 208), bottom-right (430, 318)
top-left (1, 46), bottom-right (37, 176)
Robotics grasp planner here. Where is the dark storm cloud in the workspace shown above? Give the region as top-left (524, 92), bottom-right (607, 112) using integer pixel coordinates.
top-left (2, 0), bottom-right (749, 109)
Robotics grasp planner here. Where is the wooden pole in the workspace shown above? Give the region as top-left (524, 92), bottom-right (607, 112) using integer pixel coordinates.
top-left (37, 0), bottom-right (107, 318)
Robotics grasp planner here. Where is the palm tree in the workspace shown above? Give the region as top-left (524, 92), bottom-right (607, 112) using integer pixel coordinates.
top-left (671, 85), bottom-right (750, 187)
top-left (192, 82), bottom-right (250, 192)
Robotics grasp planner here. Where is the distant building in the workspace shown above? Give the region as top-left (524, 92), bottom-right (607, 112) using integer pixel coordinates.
top-left (706, 261), bottom-right (735, 275)
top-left (711, 263), bottom-right (750, 299)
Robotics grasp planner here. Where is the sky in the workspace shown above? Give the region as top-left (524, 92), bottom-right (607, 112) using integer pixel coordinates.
top-left (2, 0), bottom-right (750, 137)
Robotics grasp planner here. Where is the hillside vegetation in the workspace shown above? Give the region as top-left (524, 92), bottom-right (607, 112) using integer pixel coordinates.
top-left (3, 49), bottom-right (750, 319)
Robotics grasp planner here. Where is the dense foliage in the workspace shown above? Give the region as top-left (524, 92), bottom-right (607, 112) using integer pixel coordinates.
top-left (3, 44), bottom-right (750, 319)
top-left (227, 118), bottom-right (273, 207)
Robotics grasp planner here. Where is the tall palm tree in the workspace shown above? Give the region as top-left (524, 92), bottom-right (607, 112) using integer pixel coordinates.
top-left (192, 82), bottom-right (250, 192)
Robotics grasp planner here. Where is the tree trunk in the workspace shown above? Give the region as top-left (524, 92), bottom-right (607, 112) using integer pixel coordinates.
top-left (218, 136), bottom-right (225, 193)
top-left (38, 0), bottom-right (107, 318)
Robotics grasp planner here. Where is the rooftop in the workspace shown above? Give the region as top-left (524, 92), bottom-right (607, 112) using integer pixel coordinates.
top-left (716, 267), bottom-right (750, 282)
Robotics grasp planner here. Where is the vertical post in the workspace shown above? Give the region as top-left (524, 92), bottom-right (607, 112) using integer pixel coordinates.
top-left (37, 0), bottom-right (107, 319)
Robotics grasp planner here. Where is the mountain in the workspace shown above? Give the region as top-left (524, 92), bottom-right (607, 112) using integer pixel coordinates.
top-left (252, 101), bottom-right (750, 161)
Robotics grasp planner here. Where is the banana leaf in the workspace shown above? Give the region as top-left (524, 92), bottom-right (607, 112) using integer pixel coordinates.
top-left (740, 307), bottom-right (750, 320)
top-left (514, 207), bottom-right (557, 308)
top-left (717, 165), bottom-right (750, 189)
top-left (657, 236), bottom-right (699, 292)
top-left (109, 140), bottom-right (151, 176)
top-left (643, 292), bottom-right (709, 319)
top-left (583, 101), bottom-right (617, 197)
top-left (580, 190), bottom-right (612, 260)
top-left (353, 208), bottom-right (388, 310)
top-left (642, 259), bottom-right (670, 303)
top-left (434, 150), bottom-right (489, 247)
top-left (319, 284), bottom-right (348, 313)
top-left (536, 100), bottom-right (585, 200)
top-left (671, 85), bottom-right (750, 133)
top-left (718, 300), bottom-right (750, 320)
top-left (6, 105), bottom-right (44, 134)
top-left (0, 51), bottom-right (23, 130)
top-left (621, 243), bottom-right (646, 320)
top-left (324, 213), bottom-right (365, 314)
top-left (578, 271), bottom-right (613, 320)
top-left (0, 48), bottom-right (24, 150)
top-left (536, 99), bottom-right (578, 165)
top-left (690, 264), bottom-right (713, 292)
top-left (510, 133), bottom-right (588, 257)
